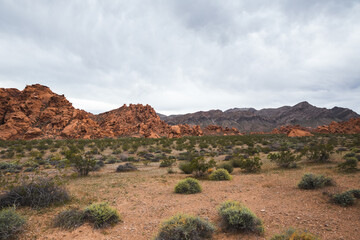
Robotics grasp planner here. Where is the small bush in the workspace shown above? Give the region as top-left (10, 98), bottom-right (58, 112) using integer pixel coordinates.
top-left (154, 213), bottom-right (215, 240)
top-left (178, 157), bottom-right (216, 177)
top-left (116, 163), bottom-right (137, 172)
top-left (179, 162), bottom-right (193, 174)
top-left (344, 152), bottom-right (356, 158)
top-left (337, 157), bottom-right (358, 172)
top-left (65, 151), bottom-right (96, 176)
top-left (217, 163), bottom-right (234, 173)
top-left (209, 169), bottom-right (232, 181)
top-left (270, 227), bottom-right (319, 240)
top-left (160, 159), bottom-right (176, 168)
top-left (174, 178), bottom-right (202, 194)
top-left (218, 200), bottom-right (264, 234)
top-left (347, 189), bottom-right (360, 199)
top-left (298, 173), bottom-right (334, 190)
top-left (267, 151), bottom-right (300, 168)
top-left (0, 178), bottom-right (70, 209)
top-left (53, 209), bottom-right (85, 230)
top-left (302, 144), bottom-right (333, 163)
top-left (236, 156), bottom-right (262, 173)
top-left (331, 191), bottom-right (356, 207)
top-left (84, 202), bottom-right (121, 228)
top-left (0, 162), bottom-right (22, 174)
top-left (0, 208), bottom-right (26, 240)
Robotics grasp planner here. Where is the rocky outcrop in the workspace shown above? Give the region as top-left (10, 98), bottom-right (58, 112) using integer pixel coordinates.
top-left (0, 84), bottom-right (105, 140)
top-left (159, 101), bottom-right (359, 132)
top-left (202, 125), bottom-right (241, 136)
top-left (315, 118), bottom-right (360, 134)
top-left (287, 129), bottom-right (313, 137)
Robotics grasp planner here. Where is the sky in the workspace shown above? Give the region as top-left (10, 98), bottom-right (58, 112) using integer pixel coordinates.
top-left (0, 0), bottom-right (360, 115)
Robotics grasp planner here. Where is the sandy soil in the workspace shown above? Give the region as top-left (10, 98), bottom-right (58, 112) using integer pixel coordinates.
top-left (15, 160), bottom-right (360, 240)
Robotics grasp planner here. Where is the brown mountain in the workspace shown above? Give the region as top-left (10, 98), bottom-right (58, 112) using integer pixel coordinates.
top-left (159, 102), bottom-right (359, 132)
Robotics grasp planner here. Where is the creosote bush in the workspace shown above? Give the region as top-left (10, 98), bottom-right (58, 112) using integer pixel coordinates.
top-left (267, 150), bottom-right (300, 168)
top-left (217, 162), bottom-right (234, 173)
top-left (0, 208), bottom-right (26, 240)
top-left (0, 178), bottom-right (70, 209)
top-left (53, 209), bottom-right (85, 230)
top-left (209, 169), bottom-right (232, 181)
top-left (218, 200), bottom-right (264, 235)
top-left (331, 190), bottom-right (360, 207)
top-left (174, 178), bottom-right (202, 194)
top-left (337, 157), bottom-right (358, 172)
top-left (298, 173), bottom-right (334, 190)
top-left (270, 227), bottom-right (319, 240)
top-left (154, 213), bottom-right (215, 240)
top-left (232, 156), bottom-right (262, 173)
top-left (84, 202), bottom-right (121, 228)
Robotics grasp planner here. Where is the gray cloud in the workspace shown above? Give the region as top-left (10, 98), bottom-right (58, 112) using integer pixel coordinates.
top-left (0, 0), bottom-right (359, 115)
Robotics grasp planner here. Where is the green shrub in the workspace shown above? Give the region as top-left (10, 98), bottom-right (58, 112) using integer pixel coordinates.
top-left (237, 156), bottom-right (262, 173)
top-left (179, 162), bottom-right (193, 174)
top-left (218, 200), bottom-right (264, 234)
top-left (160, 159), bottom-right (176, 168)
top-left (0, 208), bottom-right (26, 240)
top-left (65, 151), bottom-right (96, 176)
top-left (270, 227), bottom-right (319, 240)
top-left (298, 173), bottom-right (334, 190)
top-left (217, 163), bottom-right (234, 173)
top-left (209, 169), bottom-right (232, 181)
top-left (344, 152), bottom-right (356, 158)
top-left (154, 213), bottom-right (215, 240)
top-left (116, 163), bottom-right (137, 172)
top-left (53, 209), bottom-right (85, 230)
top-left (178, 157), bottom-right (216, 177)
top-left (267, 151), bottom-right (300, 168)
top-left (337, 157), bottom-right (358, 172)
top-left (174, 178), bottom-right (202, 194)
top-left (84, 202), bottom-right (121, 228)
top-left (0, 178), bottom-right (70, 209)
top-left (302, 144), bottom-right (333, 163)
top-left (0, 162), bottom-right (22, 174)
top-left (347, 189), bottom-right (360, 199)
top-left (331, 191), bottom-right (356, 207)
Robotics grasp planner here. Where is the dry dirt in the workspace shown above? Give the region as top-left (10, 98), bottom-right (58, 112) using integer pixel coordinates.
top-left (16, 158), bottom-right (360, 240)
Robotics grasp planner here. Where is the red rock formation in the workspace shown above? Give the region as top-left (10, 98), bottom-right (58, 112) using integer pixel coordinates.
top-left (0, 84), bottom-right (105, 140)
top-left (270, 125), bottom-right (312, 135)
top-left (202, 125), bottom-right (241, 136)
top-left (287, 129), bottom-right (313, 137)
top-left (315, 118), bottom-right (360, 134)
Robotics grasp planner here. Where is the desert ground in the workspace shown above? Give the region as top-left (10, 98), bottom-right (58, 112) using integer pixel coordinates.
top-left (1, 134), bottom-right (359, 240)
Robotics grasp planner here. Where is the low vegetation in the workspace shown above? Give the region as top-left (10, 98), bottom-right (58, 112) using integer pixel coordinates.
top-left (154, 213), bottom-right (215, 240)
top-left (84, 202), bottom-right (121, 228)
top-left (0, 208), bottom-right (26, 240)
top-left (174, 178), bottom-right (202, 194)
top-left (270, 228), bottom-right (319, 240)
top-left (209, 169), bottom-right (232, 181)
top-left (298, 173), bottom-right (334, 190)
top-left (218, 200), bottom-right (264, 235)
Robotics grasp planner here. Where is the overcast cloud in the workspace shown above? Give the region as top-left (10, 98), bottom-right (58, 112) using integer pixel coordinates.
top-left (0, 0), bottom-right (360, 115)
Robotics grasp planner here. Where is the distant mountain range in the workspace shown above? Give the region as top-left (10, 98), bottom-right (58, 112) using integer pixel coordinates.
top-left (158, 102), bottom-right (359, 132)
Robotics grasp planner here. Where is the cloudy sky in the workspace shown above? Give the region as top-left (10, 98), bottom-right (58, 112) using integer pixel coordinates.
top-left (1, 1), bottom-right (360, 115)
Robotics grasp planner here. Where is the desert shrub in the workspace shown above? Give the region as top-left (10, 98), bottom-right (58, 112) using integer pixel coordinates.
top-left (270, 227), bottom-right (319, 240)
top-left (347, 189), bottom-right (360, 199)
top-left (344, 152), bottom-right (356, 158)
top-left (209, 169), bottom-right (232, 181)
top-left (217, 163), bottom-right (234, 173)
top-left (237, 156), bottom-right (262, 173)
top-left (178, 157), bottom-right (216, 177)
top-left (53, 209), bottom-right (85, 230)
top-left (160, 159), bottom-right (176, 168)
top-left (0, 178), bottom-right (70, 209)
top-left (0, 162), bottom-right (22, 174)
top-left (116, 163), bottom-right (137, 172)
top-left (337, 157), bottom-right (358, 172)
top-left (267, 151), bottom-right (300, 168)
top-left (0, 208), bottom-right (26, 240)
top-left (331, 191), bottom-right (356, 207)
top-left (65, 151), bottom-right (96, 176)
top-left (154, 213), bottom-right (215, 240)
top-left (302, 143), bottom-right (333, 163)
top-left (84, 202), bottom-right (120, 228)
top-left (298, 173), bottom-right (334, 190)
top-left (179, 162), bottom-right (193, 174)
top-left (218, 200), bottom-right (263, 234)
top-left (174, 178), bottom-right (201, 194)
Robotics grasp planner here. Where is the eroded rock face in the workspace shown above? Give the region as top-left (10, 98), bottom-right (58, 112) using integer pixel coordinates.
top-left (287, 129), bottom-right (313, 137)
top-left (0, 84), bottom-right (105, 140)
top-left (203, 125), bottom-right (241, 136)
top-left (315, 118), bottom-right (360, 134)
